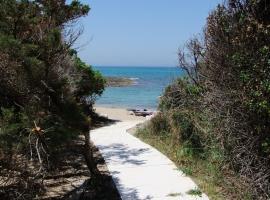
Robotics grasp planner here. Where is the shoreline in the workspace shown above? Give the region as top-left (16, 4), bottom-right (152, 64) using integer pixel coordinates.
top-left (94, 106), bottom-right (148, 122)
top-left (95, 104), bottom-right (157, 111)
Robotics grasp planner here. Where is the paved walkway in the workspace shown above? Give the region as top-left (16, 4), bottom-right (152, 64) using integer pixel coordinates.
top-left (91, 121), bottom-right (209, 200)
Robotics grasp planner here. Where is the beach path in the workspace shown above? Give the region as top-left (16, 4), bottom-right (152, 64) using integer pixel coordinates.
top-left (91, 121), bottom-right (209, 200)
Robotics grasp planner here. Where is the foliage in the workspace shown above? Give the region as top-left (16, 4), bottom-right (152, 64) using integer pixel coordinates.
top-left (0, 0), bottom-right (105, 198)
top-left (136, 120), bottom-right (229, 199)
top-left (71, 51), bottom-right (106, 103)
top-left (202, 1), bottom-right (270, 198)
top-left (148, 113), bottom-right (170, 136)
top-left (0, 108), bottom-right (30, 152)
top-left (186, 188), bottom-right (202, 197)
top-left (141, 0), bottom-right (270, 198)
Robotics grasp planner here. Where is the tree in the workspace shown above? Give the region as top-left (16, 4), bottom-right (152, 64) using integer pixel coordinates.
top-left (0, 1), bottom-right (105, 198)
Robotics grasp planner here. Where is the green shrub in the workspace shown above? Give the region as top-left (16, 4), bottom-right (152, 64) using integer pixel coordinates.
top-left (0, 108), bottom-right (30, 152)
top-left (148, 113), bottom-right (170, 136)
top-left (72, 52), bottom-right (106, 102)
top-left (0, 1), bottom-right (104, 198)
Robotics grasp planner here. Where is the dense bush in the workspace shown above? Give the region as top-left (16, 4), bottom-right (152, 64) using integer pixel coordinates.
top-left (144, 0), bottom-right (270, 198)
top-left (0, 0), bottom-right (105, 198)
top-left (148, 113), bottom-right (170, 136)
top-left (202, 1), bottom-right (270, 198)
top-left (72, 51), bottom-right (106, 105)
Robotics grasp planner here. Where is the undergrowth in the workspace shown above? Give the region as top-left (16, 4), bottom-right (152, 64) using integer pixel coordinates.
top-left (136, 113), bottom-right (252, 200)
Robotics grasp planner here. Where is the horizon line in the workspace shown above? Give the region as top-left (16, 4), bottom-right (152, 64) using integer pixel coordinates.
top-left (93, 65), bottom-right (178, 68)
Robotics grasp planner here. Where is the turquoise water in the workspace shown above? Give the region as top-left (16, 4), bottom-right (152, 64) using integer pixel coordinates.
top-left (93, 66), bottom-right (183, 109)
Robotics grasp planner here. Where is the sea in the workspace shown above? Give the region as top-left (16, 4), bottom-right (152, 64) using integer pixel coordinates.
top-left (93, 66), bottom-right (183, 110)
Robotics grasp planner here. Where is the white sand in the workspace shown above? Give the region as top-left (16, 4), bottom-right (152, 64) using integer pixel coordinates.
top-left (94, 106), bottom-right (146, 122)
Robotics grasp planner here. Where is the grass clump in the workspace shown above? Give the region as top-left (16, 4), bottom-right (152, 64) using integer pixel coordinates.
top-left (187, 188), bottom-right (202, 197)
top-left (167, 192), bottom-right (182, 197)
top-left (136, 118), bottom-right (226, 199)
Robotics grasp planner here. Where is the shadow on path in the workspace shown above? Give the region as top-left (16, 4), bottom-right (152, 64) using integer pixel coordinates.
top-left (98, 143), bottom-right (150, 166)
top-left (96, 143), bottom-right (155, 199)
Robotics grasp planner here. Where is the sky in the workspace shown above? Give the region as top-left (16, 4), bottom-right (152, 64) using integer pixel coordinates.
top-left (72, 0), bottom-right (223, 67)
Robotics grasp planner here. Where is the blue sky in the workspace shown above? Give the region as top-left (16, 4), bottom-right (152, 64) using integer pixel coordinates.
top-left (73, 0), bottom-right (222, 67)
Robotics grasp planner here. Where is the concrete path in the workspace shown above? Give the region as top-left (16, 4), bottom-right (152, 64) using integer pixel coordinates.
top-left (91, 121), bottom-right (209, 200)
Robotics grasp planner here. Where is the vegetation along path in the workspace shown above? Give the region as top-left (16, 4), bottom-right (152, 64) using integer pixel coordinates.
top-left (91, 121), bottom-right (209, 200)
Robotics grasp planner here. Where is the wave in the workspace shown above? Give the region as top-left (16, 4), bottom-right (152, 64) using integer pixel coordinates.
top-left (129, 77), bottom-right (139, 80)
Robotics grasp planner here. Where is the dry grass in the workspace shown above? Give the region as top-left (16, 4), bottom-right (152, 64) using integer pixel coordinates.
top-left (136, 126), bottom-right (252, 200)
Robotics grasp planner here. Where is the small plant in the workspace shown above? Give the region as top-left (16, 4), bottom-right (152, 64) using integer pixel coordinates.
top-left (167, 192), bottom-right (182, 197)
top-left (187, 188), bottom-right (202, 197)
top-left (179, 167), bottom-right (193, 176)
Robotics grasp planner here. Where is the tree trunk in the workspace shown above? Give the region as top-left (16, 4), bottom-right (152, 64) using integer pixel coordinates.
top-left (83, 131), bottom-right (99, 177)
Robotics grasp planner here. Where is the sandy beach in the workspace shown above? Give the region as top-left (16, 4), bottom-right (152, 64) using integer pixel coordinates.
top-left (94, 106), bottom-right (147, 122)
